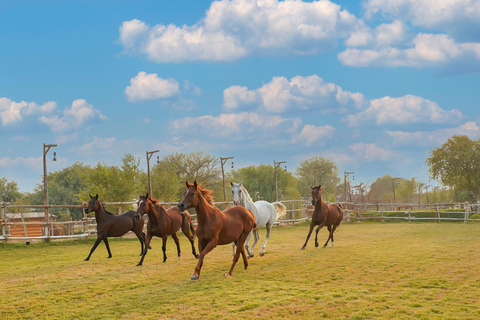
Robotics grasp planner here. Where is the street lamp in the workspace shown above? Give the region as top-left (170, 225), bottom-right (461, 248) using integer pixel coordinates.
top-left (391, 178), bottom-right (400, 204)
top-left (274, 160), bottom-right (287, 201)
top-left (313, 167), bottom-right (325, 186)
top-left (220, 157), bottom-right (234, 202)
top-left (146, 150), bottom-right (159, 196)
top-left (43, 143), bottom-right (57, 240)
top-left (344, 171), bottom-right (354, 204)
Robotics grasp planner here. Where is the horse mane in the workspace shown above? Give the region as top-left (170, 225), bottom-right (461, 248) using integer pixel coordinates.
top-left (196, 183), bottom-right (214, 206)
top-left (101, 203), bottom-right (114, 215)
top-left (240, 185), bottom-right (253, 202)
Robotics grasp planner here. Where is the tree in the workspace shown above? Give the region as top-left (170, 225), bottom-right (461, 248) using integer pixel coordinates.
top-left (0, 177), bottom-right (22, 203)
top-left (295, 156), bottom-right (341, 201)
top-left (228, 164), bottom-right (300, 203)
top-left (426, 135), bottom-right (480, 202)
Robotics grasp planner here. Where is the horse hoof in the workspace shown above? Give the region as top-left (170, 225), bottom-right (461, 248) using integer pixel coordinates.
top-left (300, 246), bottom-right (305, 250)
top-left (190, 275), bottom-right (199, 280)
top-left (259, 252), bottom-right (265, 257)
top-left (315, 243), bottom-right (319, 248)
top-left (322, 245), bottom-right (327, 249)
top-left (136, 263), bottom-right (142, 267)
top-left (224, 273), bottom-right (232, 277)
top-left (195, 254), bottom-right (199, 259)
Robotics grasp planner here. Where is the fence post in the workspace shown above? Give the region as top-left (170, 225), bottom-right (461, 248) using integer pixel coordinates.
top-left (2, 202), bottom-right (6, 244)
top-left (408, 208), bottom-right (411, 223)
top-left (464, 203), bottom-right (469, 224)
top-left (436, 205), bottom-right (440, 223)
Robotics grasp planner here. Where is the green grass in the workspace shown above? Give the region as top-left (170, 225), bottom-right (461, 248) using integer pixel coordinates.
top-left (1, 222), bottom-right (480, 319)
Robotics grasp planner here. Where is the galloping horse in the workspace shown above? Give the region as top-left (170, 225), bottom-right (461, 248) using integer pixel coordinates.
top-left (230, 181), bottom-right (286, 257)
top-left (301, 186), bottom-right (343, 250)
top-left (178, 181), bottom-right (256, 280)
top-left (134, 194), bottom-right (198, 266)
top-left (84, 194), bottom-right (146, 261)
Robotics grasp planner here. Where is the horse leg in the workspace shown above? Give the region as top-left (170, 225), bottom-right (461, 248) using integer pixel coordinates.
top-left (135, 231), bottom-right (145, 256)
top-left (314, 222), bottom-right (326, 248)
top-left (226, 232), bottom-right (250, 276)
top-left (143, 232), bottom-right (152, 250)
top-left (323, 225), bottom-right (333, 248)
top-left (171, 233), bottom-right (182, 260)
top-left (84, 236), bottom-right (103, 261)
top-left (259, 223), bottom-right (272, 257)
top-left (103, 238), bottom-right (113, 258)
top-left (181, 220), bottom-right (198, 259)
top-left (244, 230), bottom-right (252, 254)
top-left (301, 222), bottom-right (316, 250)
top-left (191, 240), bottom-right (216, 280)
top-left (248, 228), bottom-right (260, 257)
top-left (161, 235), bottom-right (169, 262)
top-left (137, 232), bottom-right (153, 266)
top-left (329, 224), bottom-right (339, 247)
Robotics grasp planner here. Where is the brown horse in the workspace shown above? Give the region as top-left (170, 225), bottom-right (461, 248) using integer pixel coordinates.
top-left (301, 185), bottom-right (343, 250)
top-left (84, 194), bottom-right (146, 261)
top-left (178, 181), bottom-right (256, 280)
top-left (134, 194), bottom-right (198, 266)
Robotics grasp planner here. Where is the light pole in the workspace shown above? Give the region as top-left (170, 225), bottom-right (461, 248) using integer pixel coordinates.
top-left (344, 171), bottom-right (354, 204)
top-left (220, 157), bottom-right (234, 202)
top-left (146, 150), bottom-right (159, 197)
top-left (313, 167), bottom-right (324, 186)
top-left (391, 178), bottom-right (400, 204)
top-left (274, 160), bottom-right (287, 201)
top-left (43, 143), bottom-right (57, 240)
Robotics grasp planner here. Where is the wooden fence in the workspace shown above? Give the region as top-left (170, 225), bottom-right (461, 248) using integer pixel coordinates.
top-left (1, 200), bottom-right (479, 243)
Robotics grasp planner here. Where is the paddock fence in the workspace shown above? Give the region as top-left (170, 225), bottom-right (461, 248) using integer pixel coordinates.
top-left (1, 200), bottom-right (479, 243)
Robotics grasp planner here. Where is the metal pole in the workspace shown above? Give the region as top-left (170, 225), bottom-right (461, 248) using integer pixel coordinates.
top-left (274, 160), bottom-right (286, 202)
top-left (146, 150), bottom-right (159, 196)
top-left (43, 143), bottom-right (57, 241)
top-left (220, 157), bottom-right (234, 202)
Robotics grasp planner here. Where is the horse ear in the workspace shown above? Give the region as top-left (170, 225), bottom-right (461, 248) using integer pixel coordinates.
top-left (194, 180), bottom-right (198, 189)
top-left (146, 193), bottom-right (149, 199)
top-left (239, 180), bottom-right (243, 186)
top-left (185, 180), bottom-right (190, 188)
top-left (230, 181), bottom-right (234, 187)
top-left (95, 194), bottom-right (98, 199)
top-left (89, 194), bottom-right (92, 198)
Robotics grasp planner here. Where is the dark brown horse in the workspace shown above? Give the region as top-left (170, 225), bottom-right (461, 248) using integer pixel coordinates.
top-left (178, 181), bottom-right (256, 280)
top-left (134, 194), bottom-right (198, 266)
top-left (301, 185), bottom-right (343, 250)
top-left (84, 194), bottom-right (146, 261)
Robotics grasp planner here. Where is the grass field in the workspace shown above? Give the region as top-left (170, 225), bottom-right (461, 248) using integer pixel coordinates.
top-left (1, 222), bottom-right (480, 319)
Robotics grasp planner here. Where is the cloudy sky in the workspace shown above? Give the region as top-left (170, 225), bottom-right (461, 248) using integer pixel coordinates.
top-left (1, 0), bottom-right (479, 193)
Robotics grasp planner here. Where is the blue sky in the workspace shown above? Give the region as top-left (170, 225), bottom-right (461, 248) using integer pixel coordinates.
top-left (1, 0), bottom-right (479, 193)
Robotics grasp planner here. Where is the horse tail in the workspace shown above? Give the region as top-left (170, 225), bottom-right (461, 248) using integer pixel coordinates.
top-left (272, 202), bottom-right (286, 221)
top-left (246, 208), bottom-right (258, 230)
top-left (180, 210), bottom-right (196, 239)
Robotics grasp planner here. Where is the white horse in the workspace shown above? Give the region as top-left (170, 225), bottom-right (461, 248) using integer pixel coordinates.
top-left (230, 181), bottom-right (286, 257)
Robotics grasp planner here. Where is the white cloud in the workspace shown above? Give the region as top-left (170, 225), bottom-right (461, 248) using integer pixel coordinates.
top-left (349, 142), bottom-right (397, 161)
top-left (0, 156), bottom-right (41, 169)
top-left (223, 75), bottom-right (367, 113)
top-left (78, 137), bottom-right (117, 152)
top-left (387, 121), bottom-right (480, 146)
top-left (296, 124), bottom-right (336, 146)
top-left (363, 0), bottom-right (480, 36)
top-left (0, 97), bottom-right (57, 126)
top-left (125, 71), bottom-right (180, 102)
top-left (345, 94), bottom-right (463, 126)
top-left (339, 33), bottom-right (480, 68)
top-left (345, 20), bottom-right (408, 48)
top-left (118, 0), bottom-right (362, 62)
top-left (40, 99), bottom-right (107, 133)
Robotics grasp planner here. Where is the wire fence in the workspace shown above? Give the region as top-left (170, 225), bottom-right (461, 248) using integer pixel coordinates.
top-left (1, 200), bottom-right (479, 243)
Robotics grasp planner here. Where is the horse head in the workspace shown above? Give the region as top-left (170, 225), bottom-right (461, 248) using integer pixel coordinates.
top-left (135, 193), bottom-right (150, 222)
top-left (230, 180), bottom-right (243, 205)
top-left (85, 194), bottom-right (99, 214)
top-left (311, 186), bottom-right (323, 205)
top-left (178, 180), bottom-right (198, 212)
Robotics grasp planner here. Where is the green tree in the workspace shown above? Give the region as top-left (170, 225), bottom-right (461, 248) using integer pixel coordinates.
top-left (426, 135), bottom-right (480, 202)
top-left (0, 177), bottom-right (22, 203)
top-left (295, 156), bottom-right (341, 200)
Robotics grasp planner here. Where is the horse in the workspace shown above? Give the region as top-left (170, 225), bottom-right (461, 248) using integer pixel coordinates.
top-left (134, 193), bottom-right (198, 266)
top-left (178, 180), bottom-right (256, 280)
top-left (83, 194), bottom-right (146, 261)
top-left (301, 185), bottom-right (343, 250)
top-left (230, 181), bottom-right (286, 257)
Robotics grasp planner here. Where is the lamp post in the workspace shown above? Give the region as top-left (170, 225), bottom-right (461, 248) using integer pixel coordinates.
top-left (274, 160), bottom-right (287, 201)
top-left (391, 178), bottom-right (400, 204)
top-left (43, 143), bottom-right (57, 240)
top-left (220, 157), bottom-right (234, 202)
top-left (146, 150), bottom-right (159, 196)
top-left (313, 167), bottom-right (325, 186)
top-left (344, 171), bottom-right (354, 204)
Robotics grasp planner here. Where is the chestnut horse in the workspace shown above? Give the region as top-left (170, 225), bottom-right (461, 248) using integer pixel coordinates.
top-left (178, 181), bottom-right (256, 280)
top-left (134, 194), bottom-right (198, 266)
top-left (84, 194), bottom-right (146, 261)
top-left (301, 186), bottom-right (343, 250)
